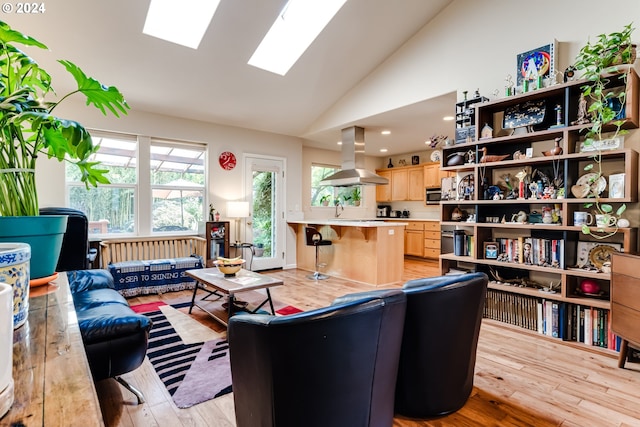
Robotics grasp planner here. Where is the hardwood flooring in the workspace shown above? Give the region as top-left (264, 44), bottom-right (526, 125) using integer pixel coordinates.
top-left (97, 259), bottom-right (640, 426)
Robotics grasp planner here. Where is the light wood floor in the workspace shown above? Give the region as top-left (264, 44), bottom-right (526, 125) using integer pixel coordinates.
top-left (96, 259), bottom-right (640, 427)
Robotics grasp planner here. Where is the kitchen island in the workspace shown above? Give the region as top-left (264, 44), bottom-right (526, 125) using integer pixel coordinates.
top-left (288, 220), bottom-right (407, 287)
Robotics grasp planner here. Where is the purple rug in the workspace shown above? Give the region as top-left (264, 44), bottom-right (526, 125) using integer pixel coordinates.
top-left (143, 302), bottom-right (232, 408)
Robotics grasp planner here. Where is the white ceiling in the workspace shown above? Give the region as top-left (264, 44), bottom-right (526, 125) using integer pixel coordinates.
top-left (7, 0), bottom-right (455, 156)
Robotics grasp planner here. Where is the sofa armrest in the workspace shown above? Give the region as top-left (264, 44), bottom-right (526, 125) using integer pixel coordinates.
top-left (67, 269), bottom-right (115, 294)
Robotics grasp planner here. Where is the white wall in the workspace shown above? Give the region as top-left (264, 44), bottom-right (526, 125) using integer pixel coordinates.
top-left (35, 101), bottom-right (304, 268)
top-left (308, 0), bottom-right (640, 134)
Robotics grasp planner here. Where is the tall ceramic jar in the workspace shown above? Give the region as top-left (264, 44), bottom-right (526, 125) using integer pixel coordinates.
top-left (0, 282), bottom-right (13, 417)
top-left (0, 243), bottom-right (31, 329)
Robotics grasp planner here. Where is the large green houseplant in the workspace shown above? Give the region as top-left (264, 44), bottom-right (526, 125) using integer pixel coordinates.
top-left (0, 21), bottom-right (128, 277)
top-left (574, 23), bottom-right (636, 239)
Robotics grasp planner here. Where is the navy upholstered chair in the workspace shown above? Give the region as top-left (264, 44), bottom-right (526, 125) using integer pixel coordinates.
top-left (228, 289), bottom-right (406, 427)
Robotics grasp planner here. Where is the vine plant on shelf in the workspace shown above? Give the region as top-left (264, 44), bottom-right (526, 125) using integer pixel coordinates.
top-left (574, 22), bottom-right (636, 239)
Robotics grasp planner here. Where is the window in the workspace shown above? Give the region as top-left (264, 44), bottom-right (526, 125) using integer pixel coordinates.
top-left (150, 141), bottom-right (205, 233)
top-left (310, 164), bottom-right (362, 207)
top-left (67, 134), bottom-right (137, 235)
top-left (66, 132), bottom-right (206, 236)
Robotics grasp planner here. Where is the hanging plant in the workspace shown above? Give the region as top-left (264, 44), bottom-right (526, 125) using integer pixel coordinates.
top-left (574, 23), bottom-right (635, 239)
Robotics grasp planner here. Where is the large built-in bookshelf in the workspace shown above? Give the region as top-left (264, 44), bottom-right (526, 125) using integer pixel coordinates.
top-left (440, 67), bottom-right (640, 352)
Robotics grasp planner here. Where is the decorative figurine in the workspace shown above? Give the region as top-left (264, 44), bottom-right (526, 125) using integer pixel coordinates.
top-left (572, 94), bottom-right (591, 125)
top-left (563, 65), bottom-right (576, 82)
top-left (505, 74), bottom-right (515, 96)
top-left (466, 150), bottom-right (475, 164)
top-left (550, 104), bottom-right (564, 128)
top-left (480, 123), bottom-right (493, 139)
top-left (387, 158), bottom-right (394, 168)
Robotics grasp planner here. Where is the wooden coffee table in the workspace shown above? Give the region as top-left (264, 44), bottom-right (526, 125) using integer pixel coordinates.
top-left (186, 267), bottom-right (284, 327)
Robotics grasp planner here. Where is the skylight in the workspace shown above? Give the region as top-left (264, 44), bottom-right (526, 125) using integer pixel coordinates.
top-left (143, 0), bottom-right (221, 49)
top-left (248, 0), bottom-right (348, 76)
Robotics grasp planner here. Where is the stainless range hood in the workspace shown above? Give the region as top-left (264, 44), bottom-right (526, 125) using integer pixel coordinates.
top-left (320, 126), bottom-right (389, 187)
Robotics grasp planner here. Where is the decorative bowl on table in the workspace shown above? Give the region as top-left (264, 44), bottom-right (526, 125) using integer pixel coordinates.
top-left (214, 259), bottom-right (245, 277)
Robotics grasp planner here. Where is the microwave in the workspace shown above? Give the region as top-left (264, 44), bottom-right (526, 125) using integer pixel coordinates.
top-left (425, 188), bottom-right (442, 205)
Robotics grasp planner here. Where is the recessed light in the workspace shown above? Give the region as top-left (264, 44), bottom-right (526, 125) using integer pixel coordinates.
top-left (424, 140), bottom-right (431, 145)
top-left (381, 130), bottom-right (391, 135)
top-left (337, 141), bottom-right (342, 145)
top-left (443, 116), bottom-right (454, 121)
top-left (380, 148), bottom-right (388, 153)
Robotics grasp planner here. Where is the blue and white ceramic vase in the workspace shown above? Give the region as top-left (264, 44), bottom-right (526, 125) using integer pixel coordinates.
top-left (0, 282), bottom-right (13, 417)
top-left (0, 243), bottom-right (31, 329)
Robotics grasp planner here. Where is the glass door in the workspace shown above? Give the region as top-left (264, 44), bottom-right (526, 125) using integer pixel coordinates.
top-left (244, 155), bottom-right (284, 271)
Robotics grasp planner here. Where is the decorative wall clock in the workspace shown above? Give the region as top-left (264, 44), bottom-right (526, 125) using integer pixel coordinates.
top-left (219, 151), bottom-right (237, 170)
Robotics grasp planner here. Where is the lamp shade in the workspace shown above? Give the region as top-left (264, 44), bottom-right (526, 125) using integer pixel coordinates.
top-left (227, 201), bottom-right (250, 218)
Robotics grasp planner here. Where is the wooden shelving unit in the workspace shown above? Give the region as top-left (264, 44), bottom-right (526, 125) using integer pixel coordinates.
top-left (440, 68), bottom-right (640, 350)
top-left (205, 221), bottom-right (230, 267)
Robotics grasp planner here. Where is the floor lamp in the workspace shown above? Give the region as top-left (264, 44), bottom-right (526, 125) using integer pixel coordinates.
top-left (227, 201), bottom-right (250, 245)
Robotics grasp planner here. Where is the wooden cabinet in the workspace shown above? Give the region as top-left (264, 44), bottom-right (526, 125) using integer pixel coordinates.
top-left (376, 165), bottom-right (425, 202)
top-left (439, 68), bottom-right (640, 351)
top-left (408, 167), bottom-right (425, 200)
top-left (403, 221), bottom-right (440, 259)
top-left (391, 169), bottom-right (408, 201)
top-left (376, 170), bottom-right (392, 202)
top-left (423, 221), bottom-right (441, 259)
top-left (404, 221), bottom-right (424, 257)
top-left (611, 252), bottom-right (640, 368)
top-left (205, 221), bottom-right (230, 267)
top-left (424, 163), bottom-right (450, 188)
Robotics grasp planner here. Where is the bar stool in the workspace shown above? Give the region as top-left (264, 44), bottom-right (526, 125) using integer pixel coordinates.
top-left (305, 226), bottom-right (332, 280)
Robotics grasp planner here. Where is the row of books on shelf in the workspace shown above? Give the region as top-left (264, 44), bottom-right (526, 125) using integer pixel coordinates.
top-left (494, 237), bottom-right (564, 268)
top-left (484, 289), bottom-right (622, 351)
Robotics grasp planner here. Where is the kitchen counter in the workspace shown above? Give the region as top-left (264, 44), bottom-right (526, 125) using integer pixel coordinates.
top-left (287, 219), bottom-right (408, 227)
top-left (288, 220), bottom-right (406, 287)
top-left (380, 218), bottom-right (439, 222)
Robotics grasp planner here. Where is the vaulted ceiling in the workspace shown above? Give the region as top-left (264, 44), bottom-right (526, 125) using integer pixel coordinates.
top-left (7, 0), bottom-right (455, 155)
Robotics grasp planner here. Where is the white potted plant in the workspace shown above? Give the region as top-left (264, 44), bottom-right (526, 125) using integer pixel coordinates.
top-left (0, 21), bottom-right (128, 278)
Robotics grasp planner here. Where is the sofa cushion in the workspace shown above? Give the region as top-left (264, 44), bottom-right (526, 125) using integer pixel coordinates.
top-left (67, 269), bottom-right (115, 294)
top-left (73, 288), bottom-right (130, 311)
top-left (76, 303), bottom-right (152, 345)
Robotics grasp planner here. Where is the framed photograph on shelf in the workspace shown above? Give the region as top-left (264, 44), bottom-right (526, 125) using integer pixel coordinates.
top-left (484, 242), bottom-right (499, 259)
top-left (609, 173), bottom-right (625, 198)
top-left (516, 40), bottom-right (557, 90)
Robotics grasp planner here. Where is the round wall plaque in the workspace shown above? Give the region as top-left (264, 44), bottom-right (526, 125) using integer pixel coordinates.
top-left (219, 151), bottom-right (237, 170)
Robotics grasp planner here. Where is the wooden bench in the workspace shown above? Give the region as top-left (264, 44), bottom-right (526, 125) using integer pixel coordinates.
top-left (100, 236), bottom-right (207, 297)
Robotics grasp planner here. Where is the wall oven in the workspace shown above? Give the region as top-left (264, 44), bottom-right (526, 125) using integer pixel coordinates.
top-left (425, 188), bottom-right (442, 205)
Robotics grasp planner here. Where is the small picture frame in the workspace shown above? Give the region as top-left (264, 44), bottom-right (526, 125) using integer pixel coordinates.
top-left (609, 173), bottom-right (625, 198)
top-left (516, 41), bottom-right (557, 91)
top-left (525, 147), bottom-right (534, 158)
top-left (412, 155), bottom-right (420, 165)
top-left (484, 241), bottom-right (499, 259)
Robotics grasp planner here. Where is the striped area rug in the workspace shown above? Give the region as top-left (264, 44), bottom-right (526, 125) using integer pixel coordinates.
top-left (143, 302), bottom-right (232, 408)
top-left (138, 299), bottom-right (303, 408)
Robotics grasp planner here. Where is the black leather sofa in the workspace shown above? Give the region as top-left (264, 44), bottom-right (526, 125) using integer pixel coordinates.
top-left (68, 269), bottom-right (152, 403)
